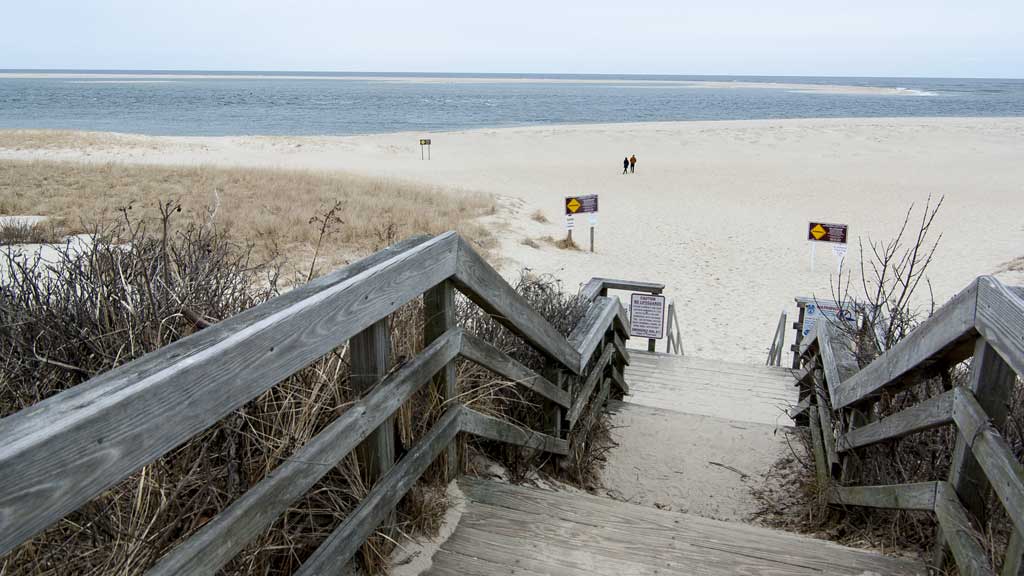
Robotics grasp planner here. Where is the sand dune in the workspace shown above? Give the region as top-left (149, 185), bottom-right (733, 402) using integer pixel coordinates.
top-left (3, 117), bottom-right (1022, 363)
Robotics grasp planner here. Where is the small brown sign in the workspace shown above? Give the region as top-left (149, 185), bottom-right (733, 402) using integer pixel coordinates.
top-left (419, 139), bottom-right (431, 146)
top-left (808, 222), bottom-right (848, 244)
top-left (565, 194), bottom-right (598, 215)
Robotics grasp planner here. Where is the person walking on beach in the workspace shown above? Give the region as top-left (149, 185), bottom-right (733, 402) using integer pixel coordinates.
top-left (629, 154), bottom-right (637, 173)
top-left (623, 156), bottom-right (629, 174)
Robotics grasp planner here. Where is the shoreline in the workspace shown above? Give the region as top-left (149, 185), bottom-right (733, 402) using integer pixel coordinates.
top-left (3, 115), bottom-right (1023, 142)
top-left (0, 72), bottom-right (937, 96)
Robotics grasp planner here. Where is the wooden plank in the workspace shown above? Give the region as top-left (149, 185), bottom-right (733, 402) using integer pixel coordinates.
top-left (833, 279), bottom-right (979, 409)
top-left (457, 478), bottom-right (925, 575)
top-left (147, 328), bottom-right (461, 576)
top-left (828, 482), bottom-right (939, 511)
top-left (566, 344), bottom-right (614, 427)
top-left (934, 482), bottom-right (996, 576)
top-left (568, 297), bottom-right (617, 370)
top-left (839, 389), bottom-right (955, 452)
top-left (789, 395), bottom-right (813, 418)
top-left (612, 331), bottom-right (631, 366)
top-left (1005, 530), bottom-right (1024, 576)
top-left (816, 320), bottom-right (859, 402)
top-left (459, 407), bottom-right (569, 455)
top-left (611, 299), bottom-right (631, 338)
top-left (952, 388), bottom-right (1024, 537)
top-left (609, 365), bottom-right (629, 396)
top-left (799, 330), bottom-right (819, 360)
top-left (975, 276), bottom-right (1024, 379)
top-left (581, 378), bottom-right (611, 434)
top-left (424, 280), bottom-right (459, 480)
top-left (793, 355), bottom-right (818, 386)
top-left (351, 318), bottom-right (395, 487)
top-left (459, 331), bottom-right (569, 408)
top-left (0, 232), bottom-right (460, 556)
top-left (295, 407), bottom-right (461, 576)
top-left (427, 549), bottom-right (555, 576)
top-left (452, 236), bottom-right (581, 374)
top-left (582, 278), bottom-right (665, 298)
top-left (814, 368), bottom-right (841, 478)
top-left (809, 404), bottom-right (830, 489)
top-left (579, 278), bottom-right (607, 302)
top-left (937, 338), bottom-right (1021, 569)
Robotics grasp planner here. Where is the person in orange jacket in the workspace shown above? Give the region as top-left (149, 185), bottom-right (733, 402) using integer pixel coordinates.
top-left (629, 154), bottom-right (637, 173)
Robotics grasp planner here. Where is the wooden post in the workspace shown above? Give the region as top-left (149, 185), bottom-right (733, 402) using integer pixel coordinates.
top-left (350, 318), bottom-right (395, 532)
top-left (791, 302), bottom-right (807, 369)
top-left (589, 226), bottom-right (594, 253)
top-left (933, 339), bottom-right (1016, 571)
top-left (567, 229), bottom-right (573, 245)
top-left (542, 364), bottom-right (565, 440)
top-left (424, 280), bottom-right (458, 480)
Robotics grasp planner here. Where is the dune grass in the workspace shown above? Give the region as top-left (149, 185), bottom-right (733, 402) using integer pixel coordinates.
top-left (0, 159), bottom-right (496, 275)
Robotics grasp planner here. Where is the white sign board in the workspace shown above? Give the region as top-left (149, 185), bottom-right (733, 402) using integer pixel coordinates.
top-left (798, 298), bottom-right (858, 338)
top-left (629, 293), bottom-right (666, 339)
top-left (565, 214), bottom-right (575, 230)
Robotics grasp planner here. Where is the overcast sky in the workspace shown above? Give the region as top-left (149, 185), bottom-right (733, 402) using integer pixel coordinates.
top-left (3, 0), bottom-right (1022, 78)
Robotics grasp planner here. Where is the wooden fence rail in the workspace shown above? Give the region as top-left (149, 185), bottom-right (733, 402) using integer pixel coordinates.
top-left (0, 232), bottom-right (638, 575)
top-left (795, 276), bottom-right (1024, 576)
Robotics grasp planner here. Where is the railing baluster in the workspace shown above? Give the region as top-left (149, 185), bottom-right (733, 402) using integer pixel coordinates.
top-left (350, 317), bottom-right (396, 536)
top-left (934, 339), bottom-right (1016, 571)
top-left (424, 280), bottom-right (459, 480)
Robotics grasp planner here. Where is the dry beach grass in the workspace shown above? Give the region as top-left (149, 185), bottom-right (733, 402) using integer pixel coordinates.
top-left (0, 159), bottom-right (496, 275)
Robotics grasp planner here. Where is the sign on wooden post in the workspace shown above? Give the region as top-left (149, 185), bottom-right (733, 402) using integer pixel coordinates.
top-left (565, 194), bottom-right (598, 251)
top-left (419, 138), bottom-right (432, 160)
top-left (807, 222), bottom-right (848, 272)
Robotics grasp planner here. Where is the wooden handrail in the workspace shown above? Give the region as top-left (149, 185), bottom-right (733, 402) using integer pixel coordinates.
top-left (766, 310), bottom-right (787, 366)
top-left (798, 275), bottom-right (1024, 576)
top-left (665, 298), bottom-right (683, 355)
top-left (0, 232), bottom-right (647, 574)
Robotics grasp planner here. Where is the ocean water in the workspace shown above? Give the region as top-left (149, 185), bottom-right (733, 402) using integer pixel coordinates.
top-left (0, 71), bottom-right (1022, 136)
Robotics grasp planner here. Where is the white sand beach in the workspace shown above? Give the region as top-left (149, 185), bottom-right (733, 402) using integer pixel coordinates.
top-left (2, 117), bottom-right (1022, 363)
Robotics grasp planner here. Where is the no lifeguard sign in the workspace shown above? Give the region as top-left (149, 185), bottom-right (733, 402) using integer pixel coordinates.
top-left (807, 222), bottom-right (848, 244)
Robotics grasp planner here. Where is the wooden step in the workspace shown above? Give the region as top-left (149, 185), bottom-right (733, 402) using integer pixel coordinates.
top-left (424, 477), bottom-right (925, 575)
top-left (624, 351), bottom-right (797, 426)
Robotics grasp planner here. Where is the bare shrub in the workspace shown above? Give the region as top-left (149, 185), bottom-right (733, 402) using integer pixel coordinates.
top-left (530, 210), bottom-right (549, 223)
top-left (0, 210), bottom-right (605, 574)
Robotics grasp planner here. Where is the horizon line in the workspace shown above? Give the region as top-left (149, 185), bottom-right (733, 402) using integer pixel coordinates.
top-left (0, 68), bottom-right (1021, 81)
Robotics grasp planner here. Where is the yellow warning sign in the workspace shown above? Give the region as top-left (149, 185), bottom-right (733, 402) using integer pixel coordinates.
top-left (810, 224), bottom-right (826, 240)
top-left (566, 198), bottom-right (581, 213)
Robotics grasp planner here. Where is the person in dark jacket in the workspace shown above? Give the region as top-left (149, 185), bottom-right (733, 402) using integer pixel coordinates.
top-left (623, 156), bottom-right (629, 174)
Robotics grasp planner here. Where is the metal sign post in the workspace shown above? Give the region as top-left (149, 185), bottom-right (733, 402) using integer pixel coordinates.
top-left (565, 194), bottom-right (599, 250)
top-left (629, 293), bottom-right (666, 352)
top-left (419, 139), bottom-right (432, 160)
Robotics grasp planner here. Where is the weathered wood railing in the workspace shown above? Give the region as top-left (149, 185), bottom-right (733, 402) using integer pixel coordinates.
top-left (581, 277), bottom-right (682, 355)
top-left (0, 232), bottom-right (637, 575)
top-left (793, 276), bottom-right (1024, 576)
top-left (767, 310), bottom-right (788, 366)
